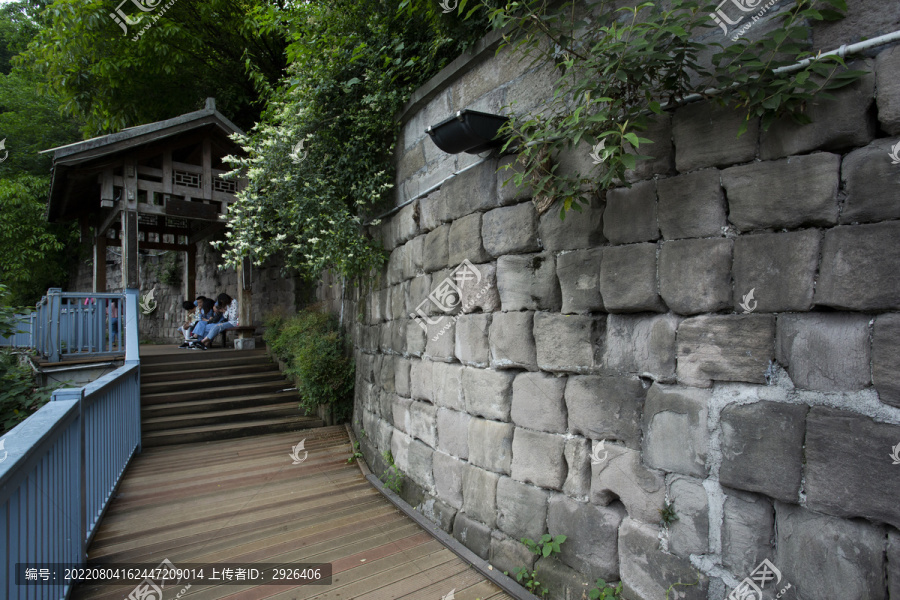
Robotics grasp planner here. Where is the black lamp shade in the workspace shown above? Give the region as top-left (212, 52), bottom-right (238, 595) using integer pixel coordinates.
top-left (426, 110), bottom-right (509, 154)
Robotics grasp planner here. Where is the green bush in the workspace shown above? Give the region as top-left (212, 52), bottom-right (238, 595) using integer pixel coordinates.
top-left (264, 305), bottom-right (355, 422)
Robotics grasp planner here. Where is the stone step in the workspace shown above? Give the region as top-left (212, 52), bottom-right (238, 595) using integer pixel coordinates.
top-left (141, 380), bottom-right (294, 405)
top-left (139, 347), bottom-right (268, 367)
top-left (141, 416), bottom-right (324, 447)
top-left (140, 371), bottom-right (288, 395)
top-left (140, 353), bottom-right (274, 375)
top-left (141, 402), bottom-right (305, 432)
top-left (141, 391), bottom-right (301, 418)
top-left (141, 362), bottom-right (279, 383)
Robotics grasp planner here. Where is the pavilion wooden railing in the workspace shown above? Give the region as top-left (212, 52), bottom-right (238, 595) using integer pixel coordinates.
top-left (0, 289), bottom-right (141, 600)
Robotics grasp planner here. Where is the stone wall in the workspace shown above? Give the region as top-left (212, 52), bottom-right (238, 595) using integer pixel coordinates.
top-left (344, 15), bottom-right (900, 600)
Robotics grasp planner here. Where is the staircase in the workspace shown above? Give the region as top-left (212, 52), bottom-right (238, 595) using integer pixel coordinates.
top-left (139, 347), bottom-right (323, 447)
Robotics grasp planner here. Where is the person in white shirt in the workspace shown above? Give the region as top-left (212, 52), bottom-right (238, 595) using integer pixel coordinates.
top-left (194, 292), bottom-right (238, 349)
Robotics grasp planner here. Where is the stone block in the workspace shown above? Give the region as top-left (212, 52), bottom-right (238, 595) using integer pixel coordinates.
top-left (618, 518), bottom-right (709, 600)
top-left (496, 154), bottom-right (532, 205)
top-left (533, 557), bottom-right (594, 600)
top-left (659, 238), bottom-right (732, 315)
top-left (604, 180), bottom-right (660, 244)
top-left (511, 428), bottom-right (567, 490)
top-left (496, 253), bottom-right (562, 312)
top-left (449, 212), bottom-right (490, 266)
top-left (721, 488), bottom-right (774, 577)
top-left (676, 315), bottom-right (775, 387)
top-left (877, 45), bottom-right (900, 135)
top-left (775, 502), bottom-right (885, 600)
top-left (407, 273), bottom-right (433, 316)
top-left (672, 100), bottom-right (758, 172)
top-left (391, 429), bottom-right (411, 472)
top-left (431, 361), bottom-right (464, 411)
top-left (452, 511), bottom-right (492, 560)
top-left (390, 283), bottom-right (407, 322)
top-left (390, 319), bottom-right (407, 355)
top-left (760, 64), bottom-right (876, 159)
top-left (600, 243), bottom-right (666, 313)
top-left (395, 358), bottom-right (411, 397)
top-left (422, 225), bottom-right (449, 273)
top-left (889, 531), bottom-right (900, 600)
top-left (468, 418), bottom-right (514, 475)
top-left (408, 400), bottom-right (437, 448)
top-left (402, 235), bottom-right (425, 281)
top-left (563, 437), bottom-right (592, 500)
top-left (817, 222), bottom-right (900, 311)
top-left (387, 247), bottom-right (404, 287)
top-left (462, 367), bottom-right (515, 421)
top-left (419, 190), bottom-right (448, 232)
top-left (458, 260), bottom-right (500, 314)
top-left (410, 358), bottom-right (433, 401)
top-left (565, 375), bottom-right (646, 449)
top-left (805, 407), bottom-right (900, 530)
top-left (482, 203), bottom-right (540, 257)
top-left (380, 354), bottom-right (396, 394)
top-left (392, 396), bottom-right (412, 434)
top-left (721, 153), bottom-right (840, 231)
top-left (642, 383), bottom-right (710, 478)
top-left (511, 371), bottom-right (567, 434)
top-left (406, 319), bottom-right (426, 357)
top-left (534, 313), bottom-right (604, 374)
top-left (461, 464), bottom-right (500, 528)
top-left (442, 159), bottom-right (499, 222)
top-left (556, 247), bottom-right (604, 314)
top-left (490, 535), bottom-right (536, 575)
top-left (776, 313), bottom-right (871, 391)
top-left (407, 438), bottom-right (434, 489)
top-left (538, 195), bottom-right (606, 251)
top-left (497, 477), bottom-right (550, 542)
top-left (874, 313), bottom-right (900, 408)
top-left (602, 314), bottom-right (680, 382)
top-left (548, 494), bottom-right (625, 582)
top-left (841, 137), bottom-right (900, 224)
top-left (433, 450), bottom-right (464, 509)
top-left (233, 337), bottom-right (255, 350)
top-left (416, 495), bottom-right (457, 534)
top-left (591, 443), bottom-right (666, 524)
top-left (657, 169), bottom-right (727, 239)
top-left (394, 201), bottom-right (420, 247)
top-left (375, 286), bottom-right (392, 321)
top-left (489, 311), bottom-right (537, 370)
top-left (624, 112), bottom-right (676, 181)
top-left (436, 407), bottom-right (470, 459)
top-left (425, 316), bottom-right (456, 363)
top-left (732, 230), bottom-right (820, 313)
top-left (455, 313), bottom-right (491, 368)
top-left (667, 476), bottom-right (709, 557)
top-left (719, 401), bottom-right (807, 503)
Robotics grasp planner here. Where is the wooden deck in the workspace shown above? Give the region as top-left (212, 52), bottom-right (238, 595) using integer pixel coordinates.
top-left (72, 425), bottom-right (512, 600)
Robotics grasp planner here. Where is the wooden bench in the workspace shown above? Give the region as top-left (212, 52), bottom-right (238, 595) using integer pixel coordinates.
top-left (220, 326), bottom-right (257, 348)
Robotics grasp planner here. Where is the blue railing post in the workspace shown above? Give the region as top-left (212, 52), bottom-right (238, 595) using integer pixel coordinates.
top-left (46, 288), bottom-right (62, 362)
top-left (52, 386), bottom-right (87, 563)
top-left (124, 288), bottom-right (139, 363)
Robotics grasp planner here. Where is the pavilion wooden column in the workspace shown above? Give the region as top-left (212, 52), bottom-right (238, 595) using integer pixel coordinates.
top-left (183, 245), bottom-right (196, 301)
top-left (93, 235), bottom-right (107, 293)
top-left (235, 256), bottom-right (253, 349)
top-left (121, 210), bottom-right (140, 290)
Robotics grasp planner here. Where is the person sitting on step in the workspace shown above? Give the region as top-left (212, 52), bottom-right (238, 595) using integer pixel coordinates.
top-left (177, 300), bottom-right (198, 347)
top-left (187, 297), bottom-right (220, 345)
top-left (193, 292), bottom-right (238, 349)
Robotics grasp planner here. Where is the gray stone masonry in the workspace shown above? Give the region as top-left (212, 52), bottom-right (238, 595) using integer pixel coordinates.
top-left (496, 155), bottom-right (531, 205)
top-left (667, 476), bottom-right (709, 558)
top-left (432, 361), bottom-right (465, 411)
top-left (416, 495), bottom-right (457, 534)
top-left (511, 427), bottom-right (567, 490)
top-left (721, 153), bottom-right (840, 232)
top-left (407, 437), bottom-right (434, 489)
top-left (760, 63), bottom-right (876, 160)
top-left (721, 488), bottom-right (775, 577)
top-left (459, 260), bottom-right (501, 314)
top-left (392, 396), bottom-right (412, 434)
top-left (387, 247), bottom-right (404, 287)
top-left (402, 235), bottom-right (424, 281)
top-left (603, 180), bottom-right (659, 244)
top-left (672, 100), bottom-right (759, 172)
top-left (890, 531), bottom-right (900, 600)
top-left (380, 355), bottom-right (396, 394)
top-left (482, 202), bottom-right (540, 257)
top-left (874, 313), bottom-right (900, 408)
top-left (600, 243), bottom-right (666, 313)
top-left (490, 534), bottom-right (536, 576)
top-left (436, 407), bottom-right (470, 459)
top-left (659, 238), bottom-right (733, 315)
top-left (556, 247), bottom-right (604, 314)
top-left (642, 383), bottom-right (709, 479)
top-left (534, 557), bottom-right (592, 600)
top-left (624, 113), bottom-right (676, 181)
top-left (406, 320), bottom-right (425, 356)
top-left (548, 494), bottom-right (625, 583)
top-left (816, 221), bottom-right (900, 311)
top-left (602, 314), bottom-right (680, 382)
top-left (391, 282), bottom-right (407, 322)
top-left (805, 407), bottom-right (900, 530)
top-left (425, 316), bottom-right (456, 363)
top-left (732, 230), bottom-right (820, 313)
top-left (534, 313), bottom-right (604, 374)
top-left (419, 190), bottom-right (448, 232)
top-left (489, 311), bottom-right (537, 370)
top-left (656, 169), bottom-right (727, 240)
top-left (776, 313), bottom-right (871, 391)
top-left (565, 375), bottom-right (646, 449)
top-left (422, 225), bottom-right (449, 273)
top-left (407, 274), bottom-right (432, 316)
top-left (442, 158), bottom-right (499, 222)
top-left (461, 464), bottom-right (499, 528)
top-left (409, 400), bottom-right (437, 448)
top-left (432, 450), bottom-right (463, 509)
top-left (511, 371), bottom-right (568, 434)
top-left (618, 517), bottom-right (709, 600)
top-left (497, 476), bottom-right (550, 542)
top-left (841, 137), bottom-right (900, 224)
top-left (453, 511), bottom-right (492, 560)
top-left (462, 366), bottom-right (515, 421)
top-left (454, 313), bottom-right (491, 368)
top-left (391, 319), bottom-right (407, 355)
top-left (410, 358), bottom-right (433, 401)
top-left (449, 212), bottom-right (490, 266)
top-left (591, 443), bottom-right (666, 525)
top-left (563, 437), bottom-right (591, 499)
top-left (719, 401), bottom-right (807, 504)
top-left (538, 196), bottom-right (606, 252)
top-left (496, 253), bottom-right (562, 312)
top-left (391, 429), bottom-right (411, 472)
top-left (676, 315), bottom-right (775, 387)
top-left (467, 417), bottom-right (514, 475)
top-left (877, 45), bottom-right (900, 135)
top-left (775, 501), bottom-right (886, 600)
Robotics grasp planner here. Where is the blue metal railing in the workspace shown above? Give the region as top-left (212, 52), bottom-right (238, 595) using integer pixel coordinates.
top-left (0, 289), bottom-right (140, 599)
top-left (0, 313), bottom-right (35, 348)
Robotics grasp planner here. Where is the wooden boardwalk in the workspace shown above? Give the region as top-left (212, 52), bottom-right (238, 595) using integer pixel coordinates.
top-left (72, 425), bottom-right (512, 600)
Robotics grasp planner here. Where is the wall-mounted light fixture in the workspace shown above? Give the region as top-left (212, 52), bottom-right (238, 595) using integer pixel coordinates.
top-left (426, 110), bottom-right (509, 154)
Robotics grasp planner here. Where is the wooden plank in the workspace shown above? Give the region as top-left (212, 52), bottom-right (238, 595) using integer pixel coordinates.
top-left (166, 197), bottom-right (220, 220)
